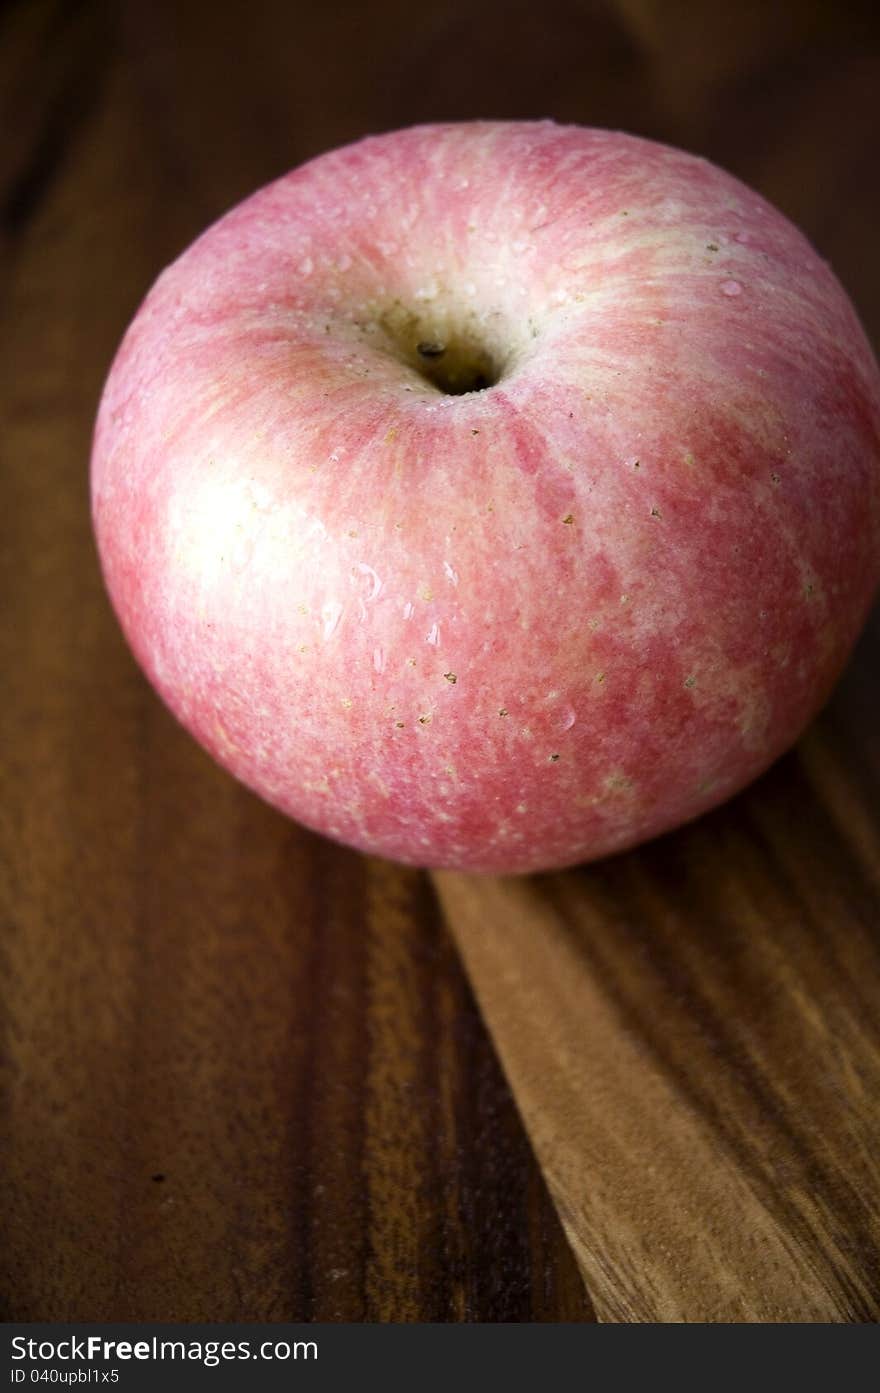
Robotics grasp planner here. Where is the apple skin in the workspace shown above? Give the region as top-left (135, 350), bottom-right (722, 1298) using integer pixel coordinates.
top-left (91, 121), bottom-right (880, 874)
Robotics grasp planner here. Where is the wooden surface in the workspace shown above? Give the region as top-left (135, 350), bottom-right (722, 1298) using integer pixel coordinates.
top-left (2, 0), bottom-right (879, 1323)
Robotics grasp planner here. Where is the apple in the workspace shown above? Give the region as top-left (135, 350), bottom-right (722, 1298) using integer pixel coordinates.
top-left (91, 121), bottom-right (880, 873)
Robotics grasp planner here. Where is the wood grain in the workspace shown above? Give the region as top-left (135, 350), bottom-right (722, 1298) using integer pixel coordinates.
top-left (2, 0), bottom-right (879, 1323)
top-left (0, 794), bottom-right (590, 1321)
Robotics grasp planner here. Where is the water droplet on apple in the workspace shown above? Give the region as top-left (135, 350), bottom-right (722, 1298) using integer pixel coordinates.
top-left (321, 601), bottom-right (343, 640)
top-left (443, 561), bottom-right (459, 587)
top-left (557, 705), bottom-right (576, 732)
top-left (720, 279), bottom-right (742, 297)
top-left (426, 622), bottom-right (440, 646)
top-left (403, 601), bottom-right (414, 620)
top-left (373, 647), bottom-right (385, 673)
top-left (354, 561), bottom-right (383, 601)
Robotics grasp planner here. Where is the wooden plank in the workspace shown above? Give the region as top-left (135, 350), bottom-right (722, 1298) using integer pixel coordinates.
top-left (436, 675), bottom-right (880, 1321)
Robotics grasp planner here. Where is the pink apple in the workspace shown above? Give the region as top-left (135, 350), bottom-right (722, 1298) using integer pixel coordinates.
top-left (91, 121), bottom-right (880, 873)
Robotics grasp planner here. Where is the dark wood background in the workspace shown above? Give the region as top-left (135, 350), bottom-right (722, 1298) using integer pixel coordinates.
top-left (1, 0), bottom-right (879, 1322)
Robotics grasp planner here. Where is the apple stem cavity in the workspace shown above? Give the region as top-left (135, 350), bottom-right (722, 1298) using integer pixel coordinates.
top-left (376, 300), bottom-right (505, 395)
top-left (410, 332), bottom-right (501, 395)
